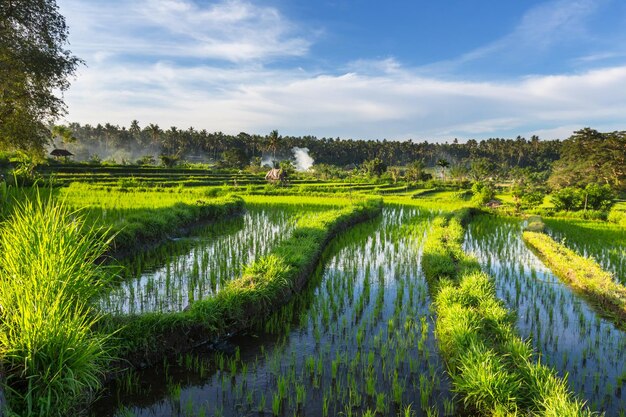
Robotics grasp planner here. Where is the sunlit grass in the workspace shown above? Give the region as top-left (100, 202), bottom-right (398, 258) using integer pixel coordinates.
top-left (0, 196), bottom-right (113, 416)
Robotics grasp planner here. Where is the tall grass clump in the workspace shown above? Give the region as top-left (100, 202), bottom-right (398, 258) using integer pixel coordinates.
top-left (0, 196), bottom-right (113, 416)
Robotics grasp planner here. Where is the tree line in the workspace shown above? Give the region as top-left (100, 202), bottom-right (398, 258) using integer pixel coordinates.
top-left (56, 121), bottom-right (559, 169)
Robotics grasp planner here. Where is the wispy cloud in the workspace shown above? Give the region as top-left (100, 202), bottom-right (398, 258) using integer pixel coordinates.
top-left (63, 58), bottom-right (626, 140)
top-left (60, 0), bottom-right (312, 62)
top-left (421, 0), bottom-right (603, 75)
top-left (57, 0), bottom-right (626, 141)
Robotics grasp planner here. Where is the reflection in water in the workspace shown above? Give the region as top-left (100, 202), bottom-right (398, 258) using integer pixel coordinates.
top-left (91, 208), bottom-right (454, 417)
top-left (99, 207), bottom-right (304, 314)
top-left (465, 215), bottom-right (626, 415)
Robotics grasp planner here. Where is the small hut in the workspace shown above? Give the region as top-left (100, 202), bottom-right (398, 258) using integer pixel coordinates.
top-left (485, 199), bottom-right (502, 209)
top-left (50, 149), bottom-right (73, 160)
top-left (265, 168), bottom-right (286, 183)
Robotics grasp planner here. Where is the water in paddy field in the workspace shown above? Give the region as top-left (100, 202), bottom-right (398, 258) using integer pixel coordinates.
top-left (543, 219), bottom-right (626, 284)
top-left (464, 215), bottom-right (626, 415)
top-left (90, 207), bottom-right (455, 417)
top-left (99, 206), bottom-right (313, 314)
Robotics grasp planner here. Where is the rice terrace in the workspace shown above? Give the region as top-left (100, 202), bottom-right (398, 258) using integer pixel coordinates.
top-left (2, 1), bottom-right (626, 416)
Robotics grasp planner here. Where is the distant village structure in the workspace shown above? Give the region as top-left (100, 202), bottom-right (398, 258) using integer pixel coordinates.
top-left (50, 149), bottom-right (73, 160)
top-left (265, 168), bottom-right (287, 184)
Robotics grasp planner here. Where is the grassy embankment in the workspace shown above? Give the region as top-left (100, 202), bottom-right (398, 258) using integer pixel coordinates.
top-left (0, 187), bottom-right (379, 415)
top-left (56, 183), bottom-right (244, 255)
top-left (523, 229), bottom-right (626, 329)
top-left (421, 210), bottom-right (596, 416)
top-left (103, 197), bottom-right (383, 366)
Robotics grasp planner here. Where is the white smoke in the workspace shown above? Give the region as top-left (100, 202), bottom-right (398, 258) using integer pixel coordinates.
top-left (260, 155), bottom-right (275, 167)
top-left (292, 147), bottom-right (314, 171)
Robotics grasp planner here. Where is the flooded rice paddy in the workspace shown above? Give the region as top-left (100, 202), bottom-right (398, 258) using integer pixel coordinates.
top-left (464, 215), bottom-right (626, 415)
top-left (543, 218), bottom-right (626, 284)
top-left (99, 206), bottom-right (314, 314)
top-left (90, 210), bottom-right (626, 416)
top-left (91, 207), bottom-right (454, 417)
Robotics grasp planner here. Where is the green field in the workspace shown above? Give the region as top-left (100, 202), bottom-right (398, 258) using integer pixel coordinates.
top-left (0, 168), bottom-right (624, 417)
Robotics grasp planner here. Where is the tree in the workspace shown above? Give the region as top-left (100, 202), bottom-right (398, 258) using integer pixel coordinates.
top-left (405, 160), bottom-right (425, 182)
top-left (362, 158), bottom-right (387, 177)
top-left (0, 1), bottom-right (82, 157)
top-left (548, 128), bottom-right (626, 191)
top-left (469, 158), bottom-right (495, 181)
top-left (221, 148), bottom-right (248, 169)
top-left (436, 159), bottom-right (450, 181)
top-left (266, 130), bottom-right (280, 160)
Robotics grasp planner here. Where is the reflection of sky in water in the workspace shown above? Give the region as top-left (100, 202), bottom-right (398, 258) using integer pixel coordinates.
top-left (99, 208), bottom-right (298, 314)
top-left (90, 208), bottom-right (454, 417)
top-left (465, 216), bottom-right (626, 414)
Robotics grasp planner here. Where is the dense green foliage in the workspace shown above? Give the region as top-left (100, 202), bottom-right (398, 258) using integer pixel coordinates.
top-left (549, 128), bottom-right (625, 192)
top-left (0, 0), bottom-right (82, 157)
top-left (52, 122), bottom-right (563, 171)
top-left (0, 197), bottom-right (112, 416)
top-left (550, 184), bottom-right (614, 211)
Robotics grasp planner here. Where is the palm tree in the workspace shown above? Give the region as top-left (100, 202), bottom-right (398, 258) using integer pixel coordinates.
top-left (437, 158), bottom-right (450, 181)
top-left (267, 129), bottom-right (279, 160)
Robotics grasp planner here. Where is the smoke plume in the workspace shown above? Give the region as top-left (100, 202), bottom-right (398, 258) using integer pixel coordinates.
top-left (292, 147), bottom-right (314, 171)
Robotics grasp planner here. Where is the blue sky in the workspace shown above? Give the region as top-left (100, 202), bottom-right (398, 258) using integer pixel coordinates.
top-left (58, 0), bottom-right (626, 141)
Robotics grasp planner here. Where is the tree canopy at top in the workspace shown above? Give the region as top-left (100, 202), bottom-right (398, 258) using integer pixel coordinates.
top-left (0, 0), bottom-right (81, 157)
top-left (548, 128), bottom-right (626, 192)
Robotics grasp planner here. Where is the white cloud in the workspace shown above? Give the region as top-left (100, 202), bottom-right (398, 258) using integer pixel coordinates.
top-left (62, 59), bottom-right (626, 140)
top-left (57, 0), bottom-right (626, 141)
top-left (59, 0), bottom-right (311, 62)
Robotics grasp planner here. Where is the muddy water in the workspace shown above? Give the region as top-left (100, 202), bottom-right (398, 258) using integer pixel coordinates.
top-left (90, 207), bottom-right (454, 417)
top-left (464, 215), bottom-right (626, 415)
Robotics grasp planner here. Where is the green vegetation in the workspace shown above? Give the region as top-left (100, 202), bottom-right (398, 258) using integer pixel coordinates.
top-left (105, 198), bottom-right (382, 362)
top-left (421, 211), bottom-right (594, 416)
top-left (523, 230), bottom-right (626, 328)
top-left (0, 166), bottom-right (622, 416)
top-left (0, 0), bottom-right (82, 157)
top-left (0, 197), bottom-right (112, 416)
top-left (544, 216), bottom-right (626, 282)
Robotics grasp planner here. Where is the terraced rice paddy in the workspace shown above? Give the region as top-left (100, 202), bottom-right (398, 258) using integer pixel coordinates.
top-left (90, 207), bottom-right (455, 417)
top-left (99, 206), bottom-right (311, 314)
top-left (464, 215), bottom-right (626, 414)
top-left (544, 218), bottom-right (626, 283)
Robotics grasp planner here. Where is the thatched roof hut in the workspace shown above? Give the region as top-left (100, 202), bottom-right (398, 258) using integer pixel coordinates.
top-left (265, 168), bottom-right (286, 183)
top-left (50, 149), bottom-right (73, 158)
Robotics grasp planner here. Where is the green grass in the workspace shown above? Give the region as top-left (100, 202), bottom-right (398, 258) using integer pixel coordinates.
top-left (543, 217), bottom-right (626, 282)
top-left (103, 198), bottom-right (383, 364)
top-left (523, 230), bottom-right (626, 328)
top-left (0, 196), bottom-right (113, 416)
top-left (420, 210), bottom-right (596, 416)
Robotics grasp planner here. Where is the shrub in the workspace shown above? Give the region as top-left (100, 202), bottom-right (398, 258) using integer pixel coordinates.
top-left (550, 187), bottom-right (582, 211)
top-left (471, 181), bottom-right (495, 205)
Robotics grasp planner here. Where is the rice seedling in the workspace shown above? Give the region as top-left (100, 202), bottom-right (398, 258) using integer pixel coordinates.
top-left (422, 210), bottom-right (598, 416)
top-left (89, 207), bottom-right (455, 417)
top-left (465, 214), bottom-right (626, 415)
top-left (523, 229), bottom-right (626, 327)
